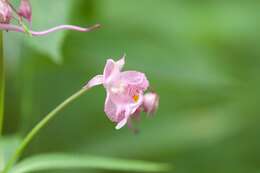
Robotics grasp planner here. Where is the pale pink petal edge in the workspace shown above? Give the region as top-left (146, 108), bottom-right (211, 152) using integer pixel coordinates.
top-left (115, 117), bottom-right (128, 129)
top-left (84, 75), bottom-right (103, 89)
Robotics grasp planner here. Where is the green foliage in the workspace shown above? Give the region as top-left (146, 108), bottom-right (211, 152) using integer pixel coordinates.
top-left (3, 0), bottom-right (260, 173)
top-left (24, 0), bottom-right (74, 63)
top-left (7, 0), bottom-right (76, 63)
top-left (10, 153), bottom-right (170, 173)
top-left (0, 136), bottom-right (21, 170)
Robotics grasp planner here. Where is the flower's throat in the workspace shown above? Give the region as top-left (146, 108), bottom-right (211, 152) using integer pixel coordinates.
top-left (110, 82), bottom-right (139, 103)
top-left (110, 83), bottom-right (126, 94)
top-left (133, 95), bottom-right (139, 103)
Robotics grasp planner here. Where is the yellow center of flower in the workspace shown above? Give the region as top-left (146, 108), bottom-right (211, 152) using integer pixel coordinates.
top-left (133, 95), bottom-right (139, 102)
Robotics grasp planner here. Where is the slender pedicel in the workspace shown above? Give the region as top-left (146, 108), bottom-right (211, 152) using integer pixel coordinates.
top-left (0, 32), bottom-right (4, 135)
top-left (0, 23), bottom-right (101, 36)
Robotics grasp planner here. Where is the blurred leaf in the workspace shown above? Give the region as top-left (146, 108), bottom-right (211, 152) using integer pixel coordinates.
top-left (23, 0), bottom-right (74, 63)
top-left (0, 136), bottom-right (21, 171)
top-left (10, 153), bottom-right (170, 173)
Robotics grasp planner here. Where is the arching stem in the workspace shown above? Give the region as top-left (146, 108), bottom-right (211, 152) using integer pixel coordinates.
top-left (0, 31), bottom-right (4, 136)
top-left (2, 87), bottom-right (88, 173)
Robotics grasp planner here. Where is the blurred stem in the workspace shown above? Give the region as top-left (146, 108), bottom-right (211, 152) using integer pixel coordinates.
top-left (2, 88), bottom-right (88, 173)
top-left (0, 31), bottom-right (4, 136)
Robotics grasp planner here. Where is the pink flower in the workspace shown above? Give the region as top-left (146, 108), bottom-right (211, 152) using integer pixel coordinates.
top-left (85, 56), bottom-right (150, 129)
top-left (18, 0), bottom-right (32, 23)
top-left (0, 0), bottom-right (12, 24)
top-left (143, 92), bottom-right (159, 115)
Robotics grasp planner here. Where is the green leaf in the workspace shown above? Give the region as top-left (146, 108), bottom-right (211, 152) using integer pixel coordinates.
top-left (10, 153), bottom-right (170, 173)
top-left (24, 0), bottom-right (74, 63)
top-left (0, 136), bottom-right (21, 171)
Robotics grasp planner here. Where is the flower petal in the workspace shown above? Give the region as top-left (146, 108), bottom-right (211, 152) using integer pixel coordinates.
top-left (116, 55), bottom-right (125, 70)
top-left (104, 93), bottom-right (118, 122)
top-left (129, 93), bottom-right (144, 115)
top-left (120, 71), bottom-right (149, 90)
top-left (103, 56), bottom-right (125, 85)
top-left (84, 75), bottom-right (103, 89)
top-left (115, 117), bottom-right (128, 129)
top-left (104, 91), bottom-right (143, 129)
top-left (143, 92), bottom-right (159, 115)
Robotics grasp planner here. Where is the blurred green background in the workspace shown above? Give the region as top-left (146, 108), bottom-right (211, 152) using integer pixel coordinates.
top-left (3, 0), bottom-right (260, 172)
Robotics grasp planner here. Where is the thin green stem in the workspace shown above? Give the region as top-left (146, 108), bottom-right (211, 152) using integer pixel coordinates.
top-left (0, 31), bottom-right (4, 136)
top-left (2, 87), bottom-right (88, 173)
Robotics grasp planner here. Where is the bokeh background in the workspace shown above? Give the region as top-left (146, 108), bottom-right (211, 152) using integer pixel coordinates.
top-left (3, 0), bottom-right (260, 172)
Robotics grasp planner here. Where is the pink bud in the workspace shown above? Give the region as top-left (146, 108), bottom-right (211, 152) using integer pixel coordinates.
top-left (18, 0), bottom-right (32, 23)
top-left (143, 92), bottom-right (159, 115)
top-left (0, 0), bottom-right (12, 24)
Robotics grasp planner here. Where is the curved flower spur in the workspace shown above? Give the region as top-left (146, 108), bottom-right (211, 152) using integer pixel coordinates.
top-left (85, 56), bottom-right (159, 129)
top-left (0, 0), bottom-right (100, 35)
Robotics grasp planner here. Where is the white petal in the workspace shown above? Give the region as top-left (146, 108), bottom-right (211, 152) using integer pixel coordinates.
top-left (115, 117), bottom-right (128, 130)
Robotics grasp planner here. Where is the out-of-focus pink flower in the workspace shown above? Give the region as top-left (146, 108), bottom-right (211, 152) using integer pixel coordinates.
top-left (18, 0), bottom-right (32, 23)
top-left (85, 56), bottom-right (150, 129)
top-left (143, 92), bottom-right (159, 115)
top-left (0, 0), bottom-right (12, 24)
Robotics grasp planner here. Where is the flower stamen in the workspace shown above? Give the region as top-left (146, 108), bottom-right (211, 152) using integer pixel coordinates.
top-left (133, 95), bottom-right (139, 102)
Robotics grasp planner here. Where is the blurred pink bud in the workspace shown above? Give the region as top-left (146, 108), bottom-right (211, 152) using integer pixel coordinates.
top-left (0, 0), bottom-right (12, 24)
top-left (143, 92), bottom-right (159, 115)
top-left (18, 0), bottom-right (32, 22)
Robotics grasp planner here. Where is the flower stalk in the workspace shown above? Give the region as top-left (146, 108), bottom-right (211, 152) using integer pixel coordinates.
top-left (0, 31), bottom-right (4, 136)
top-left (2, 87), bottom-right (88, 173)
top-left (0, 23), bottom-right (101, 36)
